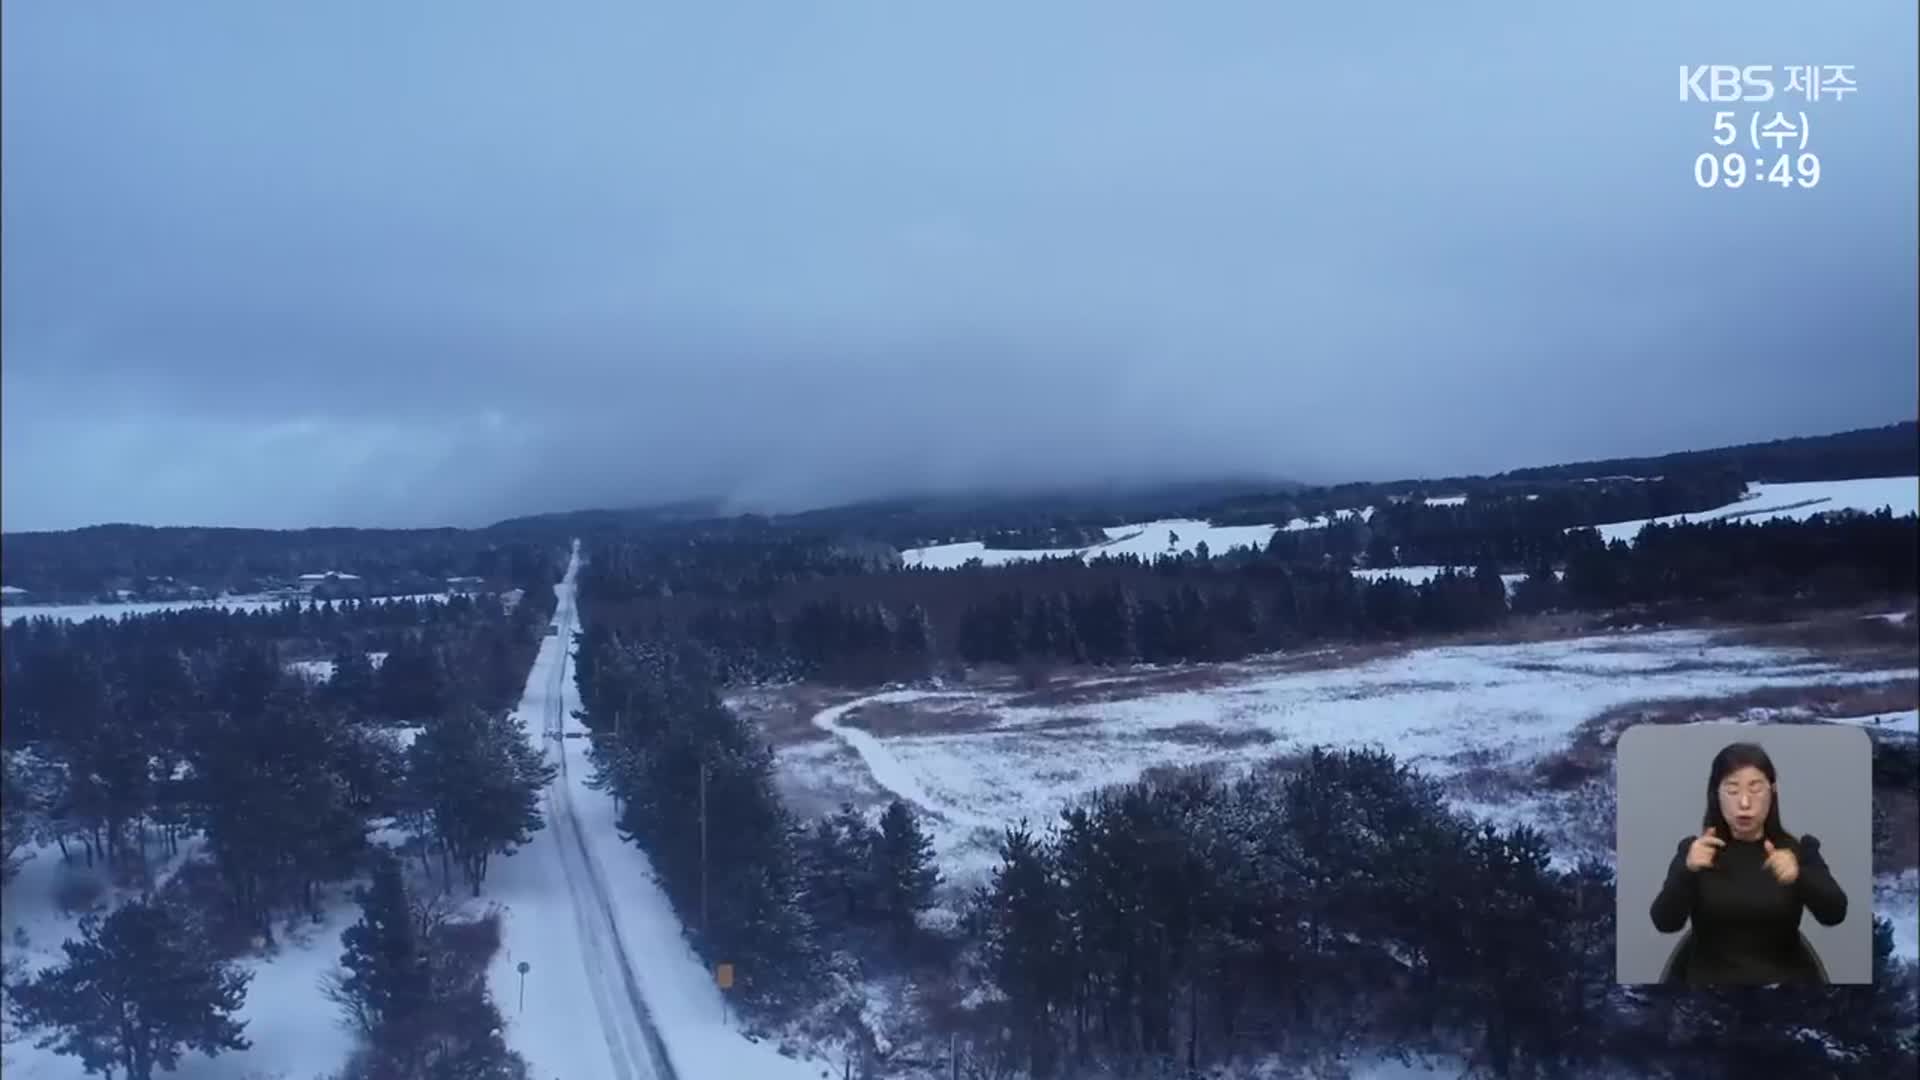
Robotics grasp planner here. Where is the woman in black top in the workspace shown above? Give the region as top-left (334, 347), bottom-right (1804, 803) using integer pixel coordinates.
top-left (1649, 741), bottom-right (1849, 985)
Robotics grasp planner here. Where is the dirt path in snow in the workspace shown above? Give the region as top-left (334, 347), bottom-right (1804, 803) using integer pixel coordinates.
top-left (809, 691), bottom-right (1002, 830)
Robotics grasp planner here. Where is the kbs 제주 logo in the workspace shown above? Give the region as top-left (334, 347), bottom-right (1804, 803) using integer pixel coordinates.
top-left (1679, 65), bottom-right (1855, 189)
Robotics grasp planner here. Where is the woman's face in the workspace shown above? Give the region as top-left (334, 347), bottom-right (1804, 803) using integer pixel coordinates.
top-left (1717, 764), bottom-right (1773, 839)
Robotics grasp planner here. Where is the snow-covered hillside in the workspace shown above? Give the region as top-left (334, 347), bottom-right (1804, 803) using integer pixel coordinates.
top-left (1592, 477), bottom-right (1919, 545)
top-left (900, 476), bottom-right (1920, 570)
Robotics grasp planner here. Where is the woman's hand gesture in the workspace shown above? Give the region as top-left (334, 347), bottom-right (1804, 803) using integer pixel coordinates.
top-left (1685, 828), bottom-right (1724, 872)
top-left (1763, 839), bottom-right (1800, 884)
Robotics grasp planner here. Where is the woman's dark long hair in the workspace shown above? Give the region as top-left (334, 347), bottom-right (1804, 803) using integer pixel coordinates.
top-left (1702, 741), bottom-right (1796, 846)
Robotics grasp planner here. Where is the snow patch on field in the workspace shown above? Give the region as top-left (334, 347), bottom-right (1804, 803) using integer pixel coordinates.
top-left (901, 518), bottom-right (1277, 569)
top-left (1282, 506), bottom-right (1375, 531)
top-left (898, 510), bottom-right (1409, 568)
top-left (1822, 708), bottom-right (1919, 736)
top-left (284, 651), bottom-right (390, 684)
top-left (1351, 565), bottom-right (1540, 592)
top-left (1591, 477), bottom-right (1919, 545)
top-left (287, 658), bottom-right (336, 681)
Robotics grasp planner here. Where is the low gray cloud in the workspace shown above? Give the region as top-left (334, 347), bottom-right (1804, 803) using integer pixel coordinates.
top-left (4, 2), bottom-right (1914, 530)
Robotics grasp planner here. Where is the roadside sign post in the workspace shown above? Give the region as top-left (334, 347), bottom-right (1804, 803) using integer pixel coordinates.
top-left (517, 960), bottom-right (531, 1014)
top-left (716, 962), bottom-right (733, 1026)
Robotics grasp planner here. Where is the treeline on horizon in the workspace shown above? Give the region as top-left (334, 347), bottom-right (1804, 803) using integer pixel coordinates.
top-left (0, 530), bottom-right (563, 605)
top-left (6, 420), bottom-right (1910, 598)
top-left (493, 420), bottom-right (1919, 550)
top-left (1202, 419), bottom-right (1915, 526)
top-left (580, 511), bottom-right (1917, 687)
top-left (567, 576), bottom-right (1919, 1077)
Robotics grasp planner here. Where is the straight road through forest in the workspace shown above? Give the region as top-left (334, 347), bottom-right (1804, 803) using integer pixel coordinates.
top-left (528, 543), bottom-right (678, 1080)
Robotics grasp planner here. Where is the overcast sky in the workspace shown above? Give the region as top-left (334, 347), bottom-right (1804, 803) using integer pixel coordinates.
top-left (4, 2), bottom-right (1915, 531)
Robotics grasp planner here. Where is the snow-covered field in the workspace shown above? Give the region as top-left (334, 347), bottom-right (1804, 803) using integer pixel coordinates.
top-left (901, 518), bottom-right (1279, 569)
top-left (1823, 707), bottom-right (1919, 736)
top-left (1281, 506), bottom-right (1376, 530)
top-left (1, 593), bottom-right (455, 626)
top-left (772, 630), bottom-right (1919, 916)
top-left (1351, 566), bottom-right (1537, 591)
top-left (285, 651), bottom-right (389, 683)
top-left (1592, 477), bottom-right (1919, 545)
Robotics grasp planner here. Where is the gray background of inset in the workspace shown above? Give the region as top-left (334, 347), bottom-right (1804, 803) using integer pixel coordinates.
top-left (1615, 722), bottom-right (1873, 984)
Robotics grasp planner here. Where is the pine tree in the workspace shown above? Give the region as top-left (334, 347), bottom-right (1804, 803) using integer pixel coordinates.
top-left (1511, 560), bottom-right (1562, 614)
top-left (408, 708), bottom-right (555, 896)
top-left (1473, 562), bottom-right (1509, 623)
top-left (1445, 824), bottom-right (1568, 1080)
top-left (801, 803), bottom-right (877, 928)
top-left (983, 824), bottom-right (1065, 1078)
top-left (12, 898), bottom-right (250, 1080)
top-left (871, 799), bottom-right (940, 938)
top-left (333, 852), bottom-right (431, 1042)
top-left (186, 686), bottom-right (371, 935)
top-left (2, 747), bottom-right (44, 883)
top-left (329, 642), bottom-right (379, 714)
top-left (377, 639), bottom-right (450, 723)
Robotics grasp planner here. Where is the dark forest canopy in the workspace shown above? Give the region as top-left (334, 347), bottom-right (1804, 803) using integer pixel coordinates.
top-left (0, 574), bottom-right (558, 922)
top-left (1495, 419), bottom-right (1918, 485)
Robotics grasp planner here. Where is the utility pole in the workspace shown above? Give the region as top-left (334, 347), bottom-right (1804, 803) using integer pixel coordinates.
top-left (699, 758), bottom-right (710, 938)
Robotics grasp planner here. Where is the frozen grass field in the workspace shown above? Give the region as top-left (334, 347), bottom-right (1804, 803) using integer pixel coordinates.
top-left (753, 625), bottom-right (1920, 954)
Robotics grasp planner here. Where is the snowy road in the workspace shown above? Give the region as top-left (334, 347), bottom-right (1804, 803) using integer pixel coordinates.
top-left (493, 542), bottom-right (825, 1080)
top-left (488, 542), bottom-right (677, 1080)
top-left (540, 547), bottom-right (679, 1080)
